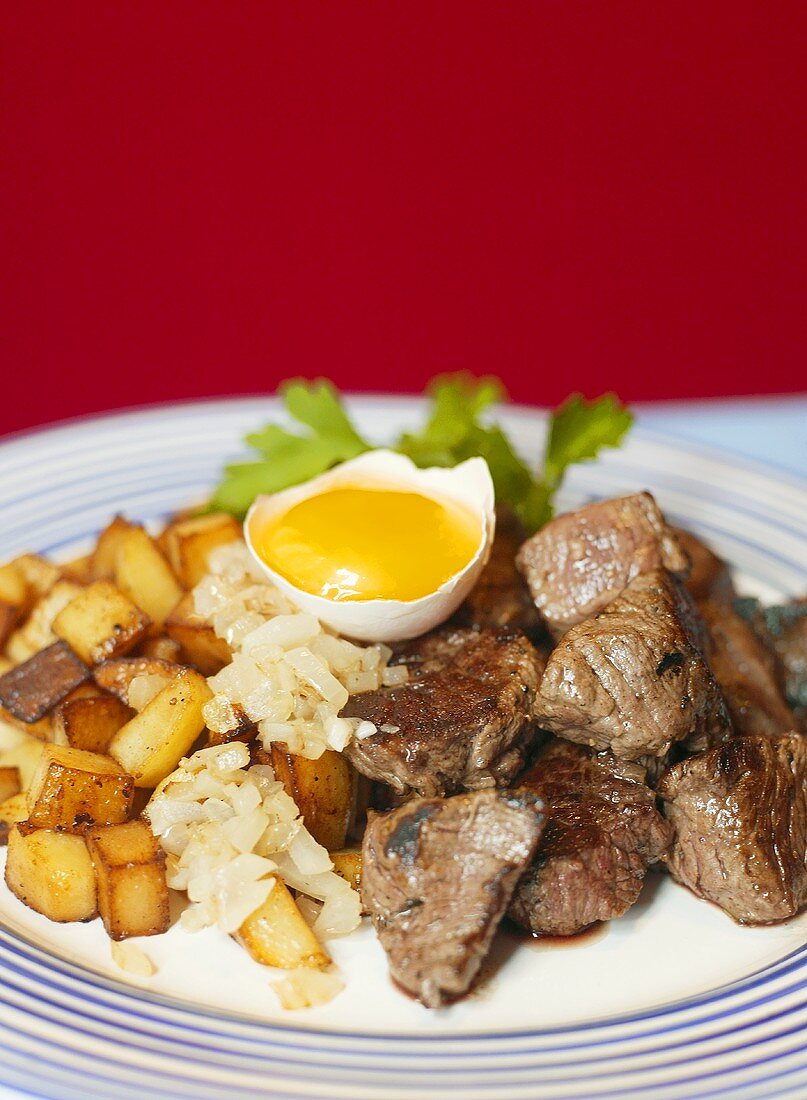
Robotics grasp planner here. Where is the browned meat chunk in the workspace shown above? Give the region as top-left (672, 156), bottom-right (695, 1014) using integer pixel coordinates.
top-left (343, 626), bottom-right (544, 798)
top-left (536, 570), bottom-right (730, 760)
top-left (452, 509), bottom-right (546, 641)
top-left (0, 641), bottom-right (90, 723)
top-left (516, 492), bottom-right (689, 638)
top-left (362, 788), bottom-right (545, 1007)
top-left (673, 527), bottom-right (736, 604)
top-left (658, 734), bottom-right (807, 924)
top-left (509, 740), bottom-right (672, 936)
top-left (738, 598), bottom-right (807, 716)
top-left (699, 599), bottom-right (795, 737)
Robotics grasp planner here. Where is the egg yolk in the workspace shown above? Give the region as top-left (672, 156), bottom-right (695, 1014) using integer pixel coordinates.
top-left (252, 486), bottom-right (482, 602)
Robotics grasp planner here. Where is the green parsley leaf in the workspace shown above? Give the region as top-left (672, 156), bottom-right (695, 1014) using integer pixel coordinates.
top-left (207, 379), bottom-right (370, 517)
top-left (207, 374), bottom-right (633, 533)
top-left (543, 393), bottom-right (634, 492)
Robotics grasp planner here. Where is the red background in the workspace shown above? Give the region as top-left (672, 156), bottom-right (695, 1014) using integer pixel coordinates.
top-left (2, 2), bottom-right (805, 437)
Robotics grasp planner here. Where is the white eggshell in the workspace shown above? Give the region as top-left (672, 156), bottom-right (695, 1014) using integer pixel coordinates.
top-left (244, 450), bottom-right (496, 642)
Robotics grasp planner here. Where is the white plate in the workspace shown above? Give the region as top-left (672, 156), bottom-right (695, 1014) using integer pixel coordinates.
top-left (0, 397), bottom-right (805, 1100)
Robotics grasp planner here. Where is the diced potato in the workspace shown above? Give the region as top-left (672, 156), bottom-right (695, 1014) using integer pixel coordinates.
top-left (330, 849), bottom-right (362, 894)
top-left (13, 554), bottom-right (62, 601)
top-left (6, 579), bottom-right (84, 663)
top-left (5, 823), bottom-right (97, 922)
top-left (0, 791), bottom-right (29, 844)
top-left (109, 669), bottom-right (212, 787)
top-left (53, 695), bottom-right (133, 754)
top-left (165, 593), bottom-right (231, 675)
top-left (93, 656), bottom-right (183, 705)
top-left (0, 766), bottom-right (21, 803)
top-left (114, 527), bottom-right (184, 626)
top-left (162, 513), bottom-right (242, 589)
top-left (61, 553), bottom-right (94, 584)
top-left (237, 879), bottom-right (330, 970)
top-left (52, 581), bottom-right (151, 665)
top-left (270, 747), bottom-right (356, 850)
top-left (0, 641), bottom-right (90, 724)
top-left (86, 819), bottom-right (170, 939)
top-left (0, 602), bottom-right (19, 649)
top-left (27, 744), bottom-right (134, 833)
top-left (90, 515), bottom-right (138, 580)
top-left (0, 738), bottom-right (45, 789)
top-left (138, 635), bottom-right (183, 662)
top-left (0, 560), bottom-right (28, 607)
top-left (0, 705), bottom-right (53, 742)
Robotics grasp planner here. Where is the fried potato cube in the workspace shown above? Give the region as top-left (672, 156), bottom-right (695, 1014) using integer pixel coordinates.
top-left (165, 593), bottom-right (231, 675)
top-left (85, 819), bottom-right (170, 939)
top-left (330, 849), bottom-right (362, 893)
top-left (0, 765), bottom-right (21, 803)
top-left (52, 581), bottom-right (151, 665)
top-left (138, 635), bottom-right (183, 662)
top-left (270, 747), bottom-right (356, 850)
top-left (0, 561), bottom-right (28, 648)
top-left (6, 579), bottom-right (84, 664)
top-left (93, 656), bottom-right (184, 705)
top-left (109, 669), bottom-right (212, 787)
top-left (53, 694), bottom-right (134, 754)
top-left (90, 515), bottom-right (138, 580)
top-left (61, 553), bottom-right (94, 584)
top-left (162, 513), bottom-right (242, 589)
top-left (0, 641), bottom-right (91, 724)
top-left (0, 791), bottom-right (29, 844)
top-left (0, 738), bottom-right (45, 789)
top-left (27, 744), bottom-right (135, 833)
top-left (5, 823), bottom-right (97, 921)
top-left (113, 527), bottom-right (184, 626)
top-left (238, 880), bottom-right (330, 970)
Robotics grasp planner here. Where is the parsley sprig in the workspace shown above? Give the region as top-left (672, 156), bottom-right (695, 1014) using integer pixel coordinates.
top-left (209, 374), bottom-right (633, 532)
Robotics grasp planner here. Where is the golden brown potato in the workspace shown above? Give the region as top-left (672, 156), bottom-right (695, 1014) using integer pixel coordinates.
top-left (237, 880), bottom-right (330, 970)
top-left (0, 641), bottom-right (90, 724)
top-left (165, 593), bottom-right (231, 675)
top-left (0, 791), bottom-right (29, 844)
top-left (5, 823), bottom-right (97, 922)
top-left (270, 747), bottom-right (356, 850)
top-left (6, 579), bottom-right (84, 663)
top-left (113, 527), bottom-right (184, 626)
top-left (138, 635), bottom-right (183, 662)
top-left (93, 656), bottom-right (183, 705)
top-left (61, 554), bottom-right (94, 584)
top-left (90, 515), bottom-right (138, 580)
top-left (85, 819), bottom-right (170, 939)
top-left (0, 738), bottom-right (45, 789)
top-left (53, 695), bottom-right (134, 754)
top-left (12, 555), bottom-right (62, 601)
top-left (27, 744), bottom-right (135, 833)
top-left (329, 849), bottom-right (362, 894)
top-left (52, 581), bottom-right (151, 665)
top-left (0, 765), bottom-right (21, 804)
top-left (109, 669), bottom-right (212, 787)
top-left (161, 513), bottom-right (242, 589)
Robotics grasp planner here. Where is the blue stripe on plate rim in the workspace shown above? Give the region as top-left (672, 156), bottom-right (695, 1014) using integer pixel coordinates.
top-left (0, 397), bottom-right (805, 1099)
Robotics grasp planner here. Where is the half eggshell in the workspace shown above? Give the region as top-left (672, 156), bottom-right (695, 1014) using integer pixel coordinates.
top-left (244, 450), bottom-right (496, 642)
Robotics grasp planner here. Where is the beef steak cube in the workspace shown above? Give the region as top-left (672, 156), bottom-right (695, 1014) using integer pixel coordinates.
top-left (362, 788), bottom-right (545, 1007)
top-left (516, 492), bottom-right (689, 638)
top-left (509, 740), bottom-right (672, 936)
top-left (452, 508), bottom-right (546, 642)
top-left (658, 734), bottom-right (807, 924)
top-left (739, 598), bottom-right (807, 714)
top-left (536, 570), bottom-right (730, 760)
top-left (673, 527), bottom-right (737, 604)
top-left (699, 599), bottom-right (795, 737)
top-left (343, 626), bottom-right (544, 797)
